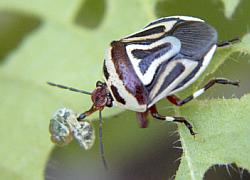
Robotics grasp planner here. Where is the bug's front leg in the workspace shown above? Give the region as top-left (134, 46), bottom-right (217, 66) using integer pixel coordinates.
top-left (167, 78), bottom-right (240, 106)
top-left (148, 105), bottom-right (196, 136)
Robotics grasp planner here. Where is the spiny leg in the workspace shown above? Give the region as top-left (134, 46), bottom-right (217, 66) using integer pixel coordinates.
top-left (217, 38), bottom-right (240, 48)
top-left (167, 78), bottom-right (240, 106)
top-left (148, 105), bottom-right (196, 136)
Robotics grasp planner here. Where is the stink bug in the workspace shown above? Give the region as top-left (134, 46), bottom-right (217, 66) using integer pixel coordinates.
top-left (48, 16), bottom-right (240, 168)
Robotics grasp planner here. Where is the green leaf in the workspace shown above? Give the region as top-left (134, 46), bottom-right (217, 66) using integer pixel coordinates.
top-left (194, 33), bottom-right (250, 89)
top-left (0, 0), bottom-right (155, 179)
top-left (175, 94), bottom-right (250, 180)
top-left (0, 75), bottom-right (54, 180)
top-left (174, 29), bottom-right (250, 180)
top-left (221, 0), bottom-right (240, 18)
top-left (0, 0), bottom-right (249, 179)
top-left (0, 0), bottom-right (155, 117)
top-left (0, 0), bottom-right (81, 22)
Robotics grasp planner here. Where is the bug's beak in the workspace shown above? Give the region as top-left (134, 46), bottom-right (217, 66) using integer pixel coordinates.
top-left (77, 105), bottom-right (103, 120)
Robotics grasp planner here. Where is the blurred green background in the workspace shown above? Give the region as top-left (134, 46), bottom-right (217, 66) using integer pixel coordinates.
top-left (0, 0), bottom-right (250, 180)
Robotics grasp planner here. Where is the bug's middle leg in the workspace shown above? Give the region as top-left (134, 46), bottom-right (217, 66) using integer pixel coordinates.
top-left (167, 78), bottom-right (240, 106)
top-left (136, 111), bottom-right (149, 128)
top-left (217, 38), bottom-right (240, 48)
top-left (148, 105), bottom-right (196, 136)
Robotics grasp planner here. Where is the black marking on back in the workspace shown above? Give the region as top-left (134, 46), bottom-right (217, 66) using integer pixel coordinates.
top-left (103, 61), bottom-right (110, 80)
top-left (170, 21), bottom-right (217, 59)
top-left (132, 43), bottom-right (171, 59)
top-left (173, 58), bottom-right (203, 91)
top-left (126, 26), bottom-right (165, 39)
top-left (131, 43), bottom-right (172, 74)
top-left (110, 85), bottom-right (126, 105)
top-left (144, 17), bottom-right (180, 28)
top-left (124, 36), bottom-right (164, 46)
top-left (145, 58), bottom-right (185, 103)
top-left (155, 62), bottom-right (185, 98)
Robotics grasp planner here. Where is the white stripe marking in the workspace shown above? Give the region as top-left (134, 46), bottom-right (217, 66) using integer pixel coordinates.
top-left (124, 16), bottom-right (204, 42)
top-left (169, 45), bottom-right (217, 95)
top-left (123, 20), bottom-right (177, 42)
top-left (127, 36), bottom-right (181, 85)
top-left (148, 59), bottom-right (198, 107)
top-left (169, 16), bottom-right (204, 22)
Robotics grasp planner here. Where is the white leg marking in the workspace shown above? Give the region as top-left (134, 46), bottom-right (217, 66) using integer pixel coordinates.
top-left (165, 117), bottom-right (175, 121)
top-left (193, 88), bottom-right (205, 98)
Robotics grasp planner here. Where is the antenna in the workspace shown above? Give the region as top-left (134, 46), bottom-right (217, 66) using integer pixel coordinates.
top-left (99, 110), bottom-right (108, 170)
top-left (47, 82), bottom-right (92, 95)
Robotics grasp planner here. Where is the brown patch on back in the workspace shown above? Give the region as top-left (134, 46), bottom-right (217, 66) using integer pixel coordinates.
top-left (110, 41), bottom-right (148, 105)
top-left (103, 62), bottom-right (110, 80)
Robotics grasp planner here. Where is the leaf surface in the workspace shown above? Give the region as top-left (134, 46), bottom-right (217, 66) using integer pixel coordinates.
top-left (175, 95), bottom-right (250, 180)
top-left (0, 0), bottom-right (249, 179)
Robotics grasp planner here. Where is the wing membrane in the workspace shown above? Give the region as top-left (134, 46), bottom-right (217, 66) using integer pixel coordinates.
top-left (171, 21), bottom-right (217, 59)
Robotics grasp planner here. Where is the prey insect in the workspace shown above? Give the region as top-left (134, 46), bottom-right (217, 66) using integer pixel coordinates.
top-left (48, 16), bottom-right (240, 169)
top-left (49, 108), bottom-right (95, 149)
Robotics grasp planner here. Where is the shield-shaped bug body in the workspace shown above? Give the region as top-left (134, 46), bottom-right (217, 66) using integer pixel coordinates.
top-left (48, 16), bottom-right (240, 168)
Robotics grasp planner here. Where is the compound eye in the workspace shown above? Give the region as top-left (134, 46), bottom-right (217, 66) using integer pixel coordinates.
top-left (96, 81), bottom-right (104, 87)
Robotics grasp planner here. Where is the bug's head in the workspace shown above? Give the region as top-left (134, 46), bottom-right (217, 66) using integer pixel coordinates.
top-left (77, 81), bottom-right (113, 120)
top-left (47, 81), bottom-right (110, 169)
top-left (90, 81), bottom-right (113, 110)
top-left (47, 81), bottom-right (113, 119)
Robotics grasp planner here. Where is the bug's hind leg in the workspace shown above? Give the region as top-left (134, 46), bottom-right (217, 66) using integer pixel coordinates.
top-left (167, 78), bottom-right (240, 106)
top-left (149, 105), bottom-right (196, 136)
top-left (217, 38), bottom-right (240, 48)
